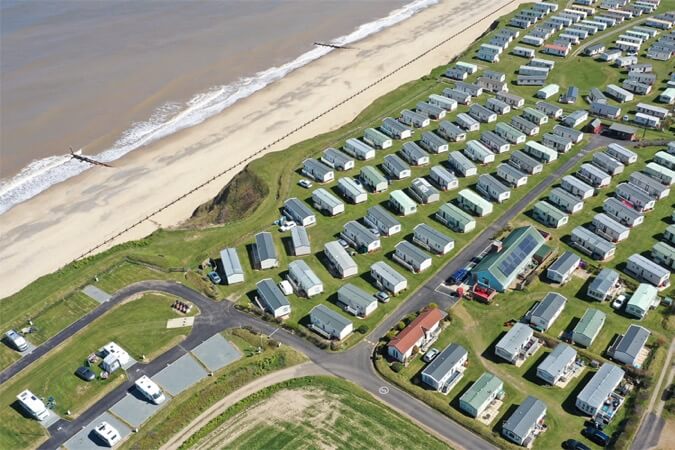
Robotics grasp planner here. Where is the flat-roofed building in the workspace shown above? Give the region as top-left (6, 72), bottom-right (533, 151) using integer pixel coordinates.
top-left (421, 343), bottom-right (468, 393)
top-left (530, 292), bottom-right (567, 331)
top-left (220, 247), bottom-right (244, 284)
top-left (337, 284), bottom-right (378, 318)
top-left (324, 240), bottom-right (358, 278)
top-left (287, 260), bottom-right (323, 298)
top-left (291, 226), bottom-right (311, 256)
top-left (312, 188), bottom-right (344, 216)
top-left (502, 396), bottom-right (547, 446)
top-left (537, 344), bottom-right (577, 385)
top-left (573, 308), bottom-right (606, 347)
top-left (436, 202), bottom-right (476, 233)
top-left (610, 324), bottom-right (650, 367)
top-left (394, 240), bottom-right (432, 273)
top-left (256, 279), bottom-right (291, 318)
top-left (338, 177), bottom-right (368, 204)
top-left (576, 363), bottom-right (624, 417)
top-left (547, 251), bottom-right (580, 284)
top-left (413, 223), bottom-right (454, 255)
top-left (284, 197), bottom-right (316, 227)
top-left (254, 232), bottom-right (279, 269)
top-left (308, 304), bottom-right (353, 340)
top-left (341, 220), bottom-right (381, 253)
top-left (533, 201), bottom-right (569, 228)
top-left (570, 226), bottom-right (615, 260)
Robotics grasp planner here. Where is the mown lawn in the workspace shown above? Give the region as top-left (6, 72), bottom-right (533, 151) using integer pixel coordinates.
top-left (180, 376), bottom-right (451, 450)
top-left (0, 293), bottom-right (195, 450)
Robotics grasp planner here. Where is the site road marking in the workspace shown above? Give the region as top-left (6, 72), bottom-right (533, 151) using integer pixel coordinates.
top-left (379, 386), bottom-right (390, 395)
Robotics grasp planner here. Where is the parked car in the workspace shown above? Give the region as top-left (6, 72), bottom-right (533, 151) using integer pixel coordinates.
top-left (448, 268), bottom-right (470, 285)
top-left (279, 221), bottom-right (296, 232)
top-left (298, 179), bottom-right (313, 189)
top-left (4, 329), bottom-right (28, 352)
top-left (338, 239), bottom-right (350, 249)
top-left (75, 366), bottom-right (96, 382)
top-left (582, 427), bottom-right (610, 447)
top-left (423, 348), bottom-right (439, 363)
top-left (612, 294), bottom-right (626, 310)
top-left (563, 439), bottom-right (591, 450)
top-left (207, 271), bottom-right (222, 284)
top-left (375, 291), bottom-right (390, 303)
top-left (93, 421), bottom-right (121, 447)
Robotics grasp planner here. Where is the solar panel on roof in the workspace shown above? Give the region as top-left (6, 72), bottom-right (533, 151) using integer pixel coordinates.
top-left (498, 235), bottom-right (538, 276)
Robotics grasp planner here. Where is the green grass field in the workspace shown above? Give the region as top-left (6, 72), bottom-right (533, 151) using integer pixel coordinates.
top-left (0, 293), bottom-right (195, 449)
top-left (180, 376), bottom-right (451, 450)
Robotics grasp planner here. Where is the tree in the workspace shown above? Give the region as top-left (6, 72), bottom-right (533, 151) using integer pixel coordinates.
top-left (357, 324), bottom-right (369, 334)
top-left (391, 362), bottom-right (404, 373)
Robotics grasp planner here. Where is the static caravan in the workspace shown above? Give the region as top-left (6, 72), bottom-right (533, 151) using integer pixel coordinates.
top-left (291, 225), bottom-right (311, 257)
top-left (337, 284), bottom-right (377, 317)
top-left (536, 84), bottom-right (560, 99)
top-left (615, 183), bottom-right (656, 212)
top-left (321, 148), bottom-right (354, 171)
top-left (394, 240), bottom-right (433, 273)
top-left (302, 158), bottom-right (334, 183)
top-left (615, 40), bottom-right (641, 53)
top-left (573, 308), bottom-right (606, 347)
top-left (436, 202), bottom-right (476, 233)
top-left (312, 188), bottom-right (344, 216)
top-left (592, 213), bottom-right (630, 242)
top-left (382, 117), bottom-right (412, 139)
top-left (383, 154), bottom-right (411, 180)
top-left (365, 205), bottom-right (401, 237)
top-left (308, 305), bottom-right (353, 341)
top-left (645, 162), bottom-right (675, 185)
top-left (16, 390), bottom-right (49, 421)
top-left (428, 94), bottom-right (458, 111)
top-left (220, 247), bottom-right (245, 284)
top-left (344, 138), bottom-right (376, 160)
top-left (455, 81), bottom-right (483, 97)
top-left (438, 120), bottom-right (467, 142)
top-left (518, 74), bottom-right (547, 86)
top-left (494, 93), bottom-right (524, 112)
top-left (420, 131), bottom-right (449, 154)
top-left (464, 140), bottom-right (495, 164)
top-left (588, 88), bottom-right (608, 104)
top-left (401, 142), bottom-right (430, 166)
top-left (614, 55), bottom-right (638, 68)
top-left (370, 261), bottom-right (407, 294)
top-left (445, 67), bottom-right (468, 80)
top-left (413, 223), bottom-right (454, 255)
top-left (563, 110), bottom-right (589, 128)
top-left (338, 177), bottom-right (368, 203)
top-left (409, 177), bottom-right (440, 204)
top-left (476, 77), bottom-right (508, 93)
top-left (456, 113), bottom-right (480, 132)
top-left (497, 163), bottom-right (528, 188)
top-left (256, 279), bottom-right (291, 318)
top-left (480, 131), bottom-right (510, 154)
top-left (625, 253), bottom-right (670, 287)
top-left (584, 42), bottom-right (606, 55)
top-left (400, 109), bottom-right (430, 128)
top-left (254, 232), bottom-right (279, 269)
top-left (553, 124), bottom-right (584, 143)
top-left (495, 122), bottom-right (526, 144)
top-left (530, 58), bottom-right (555, 70)
top-left (443, 88), bottom-right (472, 105)
top-left (509, 150), bottom-right (543, 175)
top-left (283, 198), bottom-right (316, 226)
top-left (530, 292), bottom-right (567, 331)
top-left (603, 197), bottom-right (644, 227)
top-left (561, 175), bottom-right (594, 199)
top-left (549, 187), bottom-right (584, 213)
top-left (469, 104), bottom-right (498, 123)
top-left (582, 19), bottom-right (607, 32)
top-left (652, 242), bottom-right (675, 270)
top-left (544, 42), bottom-right (571, 56)
top-left (363, 128), bottom-right (393, 149)
top-left (456, 61), bottom-right (478, 74)
top-left (570, 226), bottom-right (616, 260)
top-left (637, 103), bottom-right (670, 120)
top-left (536, 101), bottom-right (563, 119)
top-left (594, 16), bottom-right (617, 27)
top-left (429, 165), bottom-right (458, 191)
top-left (606, 84), bottom-right (634, 103)
top-left (511, 116), bottom-right (540, 136)
top-left (513, 46), bottom-right (536, 58)
top-left (578, 163), bottom-right (611, 188)
top-left (659, 88), bottom-right (675, 105)
top-left (389, 189), bottom-right (417, 216)
top-left (524, 141), bottom-right (557, 163)
top-left (523, 107), bottom-right (549, 126)
top-left (542, 133), bottom-right (573, 153)
top-left (533, 201), bottom-right (569, 228)
top-left (448, 151), bottom-right (478, 177)
top-left (593, 152), bottom-right (624, 176)
top-left (486, 97), bottom-right (511, 115)
top-left (342, 220), bottom-right (381, 253)
top-left (416, 102), bottom-right (446, 120)
top-left (510, 16), bottom-right (532, 29)
top-left (457, 189), bottom-right (493, 217)
top-left (287, 260), bottom-right (323, 298)
top-left (523, 34), bottom-right (545, 46)
top-left (477, 174), bottom-right (511, 203)
top-left (629, 172), bottom-right (670, 200)
top-left (626, 73), bottom-right (656, 88)
top-left (590, 101), bottom-right (622, 119)
top-left (606, 143), bottom-right (637, 165)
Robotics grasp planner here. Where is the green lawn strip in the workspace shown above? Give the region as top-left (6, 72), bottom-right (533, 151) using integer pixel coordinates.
top-left (122, 328), bottom-right (307, 450)
top-left (179, 376), bottom-right (451, 450)
top-left (0, 293), bottom-right (191, 450)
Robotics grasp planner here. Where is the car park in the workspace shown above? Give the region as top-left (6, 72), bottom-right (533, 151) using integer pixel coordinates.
top-left (423, 348), bottom-right (439, 362)
top-left (93, 421), bottom-right (121, 447)
top-left (375, 291), bottom-right (390, 303)
top-left (4, 329), bottom-right (28, 352)
top-left (612, 294), bottom-right (626, 310)
top-left (207, 271), bottom-right (222, 284)
top-left (75, 366), bottom-right (96, 382)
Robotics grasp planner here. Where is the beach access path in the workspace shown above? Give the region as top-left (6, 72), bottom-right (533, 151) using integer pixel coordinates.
top-left (0, 0), bottom-right (530, 299)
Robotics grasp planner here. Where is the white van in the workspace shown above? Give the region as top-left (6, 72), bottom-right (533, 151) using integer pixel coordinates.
top-left (94, 421), bottom-right (121, 447)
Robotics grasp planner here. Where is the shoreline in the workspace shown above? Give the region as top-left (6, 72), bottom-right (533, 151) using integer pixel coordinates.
top-left (0, 0), bottom-right (528, 299)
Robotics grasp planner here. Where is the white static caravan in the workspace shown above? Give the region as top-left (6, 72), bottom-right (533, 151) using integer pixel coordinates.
top-left (542, 133), bottom-right (573, 153)
top-left (536, 101), bottom-right (563, 119)
top-left (524, 141), bottom-right (557, 164)
top-left (603, 197), bottom-right (644, 228)
top-left (383, 154), bottom-right (411, 180)
top-left (495, 122), bottom-right (526, 145)
top-left (536, 84), bottom-right (560, 99)
top-left (220, 247), bottom-right (245, 284)
top-left (413, 223), bottom-right (454, 255)
top-left (513, 46), bottom-right (536, 58)
top-left (561, 175), bottom-right (594, 200)
top-left (480, 131), bottom-right (510, 154)
top-left (401, 142), bottom-right (430, 166)
top-left (496, 92), bottom-right (525, 109)
top-left (445, 66), bottom-right (468, 80)
top-left (436, 202), bottom-right (476, 233)
top-left (443, 88), bottom-right (472, 105)
top-left (517, 74), bottom-right (547, 86)
top-left (637, 103), bottom-right (670, 120)
top-left (635, 113), bottom-right (661, 129)
top-left (400, 109), bottom-right (430, 128)
top-left (283, 198), bottom-right (316, 227)
top-left (615, 183), bottom-right (656, 212)
top-left (645, 17), bottom-right (672, 30)
top-left (394, 240), bottom-right (432, 273)
top-left (409, 177), bottom-right (440, 204)
top-left (578, 163), bottom-right (611, 188)
top-left (363, 128), bottom-right (393, 149)
top-left (523, 35), bottom-right (545, 46)
top-left (510, 116), bottom-right (540, 136)
top-left (645, 163), bottom-right (675, 186)
top-left (553, 125), bottom-right (583, 144)
top-left (370, 261), bottom-right (407, 294)
top-left (549, 187), bottom-right (584, 214)
top-left (477, 174), bottom-right (511, 203)
top-left (448, 151), bottom-right (477, 177)
top-left (469, 104), bottom-right (497, 123)
top-left (366, 205), bottom-right (402, 237)
top-left (606, 84), bottom-right (634, 103)
top-left (429, 165), bottom-right (458, 191)
top-left (360, 166), bottom-right (388, 193)
top-left (344, 138), bottom-right (376, 160)
top-left (652, 242), bottom-right (675, 271)
top-left (530, 58), bottom-right (555, 70)
top-left (321, 148), bottom-right (354, 171)
top-left (337, 177), bottom-right (368, 204)
top-left (625, 254), bottom-right (670, 287)
top-left (497, 163), bottom-right (528, 188)
top-left (302, 158), bottom-right (334, 183)
top-left (417, 102), bottom-right (446, 120)
top-left (509, 150), bottom-right (543, 175)
top-left (592, 152), bottom-right (624, 176)
top-left (437, 121), bottom-right (467, 142)
top-left (629, 172), bottom-right (671, 200)
top-left (615, 40), bottom-right (641, 53)
top-left (382, 117), bottom-right (412, 140)
top-left (456, 113), bottom-right (480, 132)
top-left (420, 131), bottom-right (449, 154)
top-left (456, 61), bottom-right (479, 74)
top-left (570, 226), bottom-right (616, 261)
top-left (291, 226), bottom-right (311, 256)
top-left (389, 189), bottom-right (417, 216)
top-left (533, 201), bottom-right (568, 228)
top-left (592, 213), bottom-right (630, 242)
top-left (337, 284), bottom-right (377, 318)
top-left (464, 140), bottom-right (495, 165)
top-left (287, 260), bottom-right (324, 298)
top-left (606, 143), bottom-right (637, 165)
top-left (342, 220), bottom-right (381, 253)
top-left (486, 97), bottom-right (511, 115)
top-left (457, 189), bottom-right (493, 217)
top-left (312, 188), bottom-right (345, 216)
top-left (428, 94), bottom-right (458, 112)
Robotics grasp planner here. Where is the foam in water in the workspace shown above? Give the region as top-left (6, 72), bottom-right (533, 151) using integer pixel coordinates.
top-left (0, 0), bottom-right (439, 215)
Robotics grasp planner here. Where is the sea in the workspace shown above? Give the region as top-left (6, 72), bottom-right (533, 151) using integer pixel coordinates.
top-left (0, 0), bottom-right (439, 215)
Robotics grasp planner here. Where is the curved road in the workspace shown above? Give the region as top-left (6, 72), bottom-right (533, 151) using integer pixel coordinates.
top-left (5, 134), bottom-right (626, 450)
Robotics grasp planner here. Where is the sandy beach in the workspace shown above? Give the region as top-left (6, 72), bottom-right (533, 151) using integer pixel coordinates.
top-left (0, 0), bottom-right (528, 298)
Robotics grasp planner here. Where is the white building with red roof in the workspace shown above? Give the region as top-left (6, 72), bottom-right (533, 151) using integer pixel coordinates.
top-left (387, 307), bottom-right (445, 362)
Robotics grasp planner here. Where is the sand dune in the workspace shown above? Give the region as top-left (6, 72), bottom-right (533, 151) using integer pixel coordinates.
top-left (0, 0), bottom-right (527, 298)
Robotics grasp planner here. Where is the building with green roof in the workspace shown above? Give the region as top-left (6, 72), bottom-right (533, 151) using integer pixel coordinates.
top-left (389, 190), bottom-right (417, 216)
top-left (459, 372), bottom-right (504, 418)
top-left (472, 226), bottom-right (546, 292)
top-left (626, 283), bottom-right (658, 319)
top-left (572, 308), bottom-right (606, 348)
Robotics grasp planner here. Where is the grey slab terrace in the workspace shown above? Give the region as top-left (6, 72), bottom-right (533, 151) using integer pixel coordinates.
top-left (152, 353), bottom-right (208, 397)
top-left (109, 392), bottom-right (168, 428)
top-left (64, 412), bottom-right (132, 450)
top-left (82, 285), bottom-right (111, 304)
top-left (191, 333), bottom-right (241, 372)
